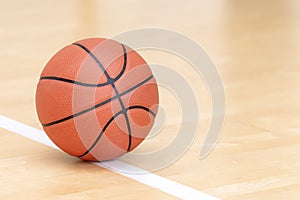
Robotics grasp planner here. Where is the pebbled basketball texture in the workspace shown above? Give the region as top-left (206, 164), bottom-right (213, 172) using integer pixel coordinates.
top-left (35, 38), bottom-right (159, 161)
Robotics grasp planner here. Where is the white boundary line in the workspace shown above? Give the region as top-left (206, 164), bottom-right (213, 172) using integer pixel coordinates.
top-left (0, 114), bottom-right (220, 200)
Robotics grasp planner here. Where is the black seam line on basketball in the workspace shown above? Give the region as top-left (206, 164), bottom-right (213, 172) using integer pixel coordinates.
top-left (77, 105), bottom-right (156, 158)
top-left (40, 76), bottom-right (111, 87)
top-left (112, 44), bottom-right (127, 81)
top-left (124, 113), bottom-right (132, 151)
top-left (77, 109), bottom-right (123, 158)
top-left (42, 97), bottom-right (113, 127)
top-left (41, 74), bottom-right (154, 127)
top-left (72, 42), bottom-right (131, 147)
top-left (110, 72), bottom-right (132, 151)
top-left (123, 105), bottom-right (158, 152)
top-left (71, 43), bottom-right (127, 83)
top-left (40, 44), bottom-right (127, 87)
top-left (72, 43), bottom-right (112, 80)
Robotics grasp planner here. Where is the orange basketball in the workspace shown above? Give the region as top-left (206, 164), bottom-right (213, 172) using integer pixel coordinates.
top-left (35, 38), bottom-right (159, 161)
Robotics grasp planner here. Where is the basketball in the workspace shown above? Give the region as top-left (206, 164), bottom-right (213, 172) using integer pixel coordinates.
top-left (35, 38), bottom-right (159, 161)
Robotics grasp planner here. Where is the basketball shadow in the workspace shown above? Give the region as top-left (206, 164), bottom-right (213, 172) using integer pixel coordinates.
top-left (41, 149), bottom-right (107, 171)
